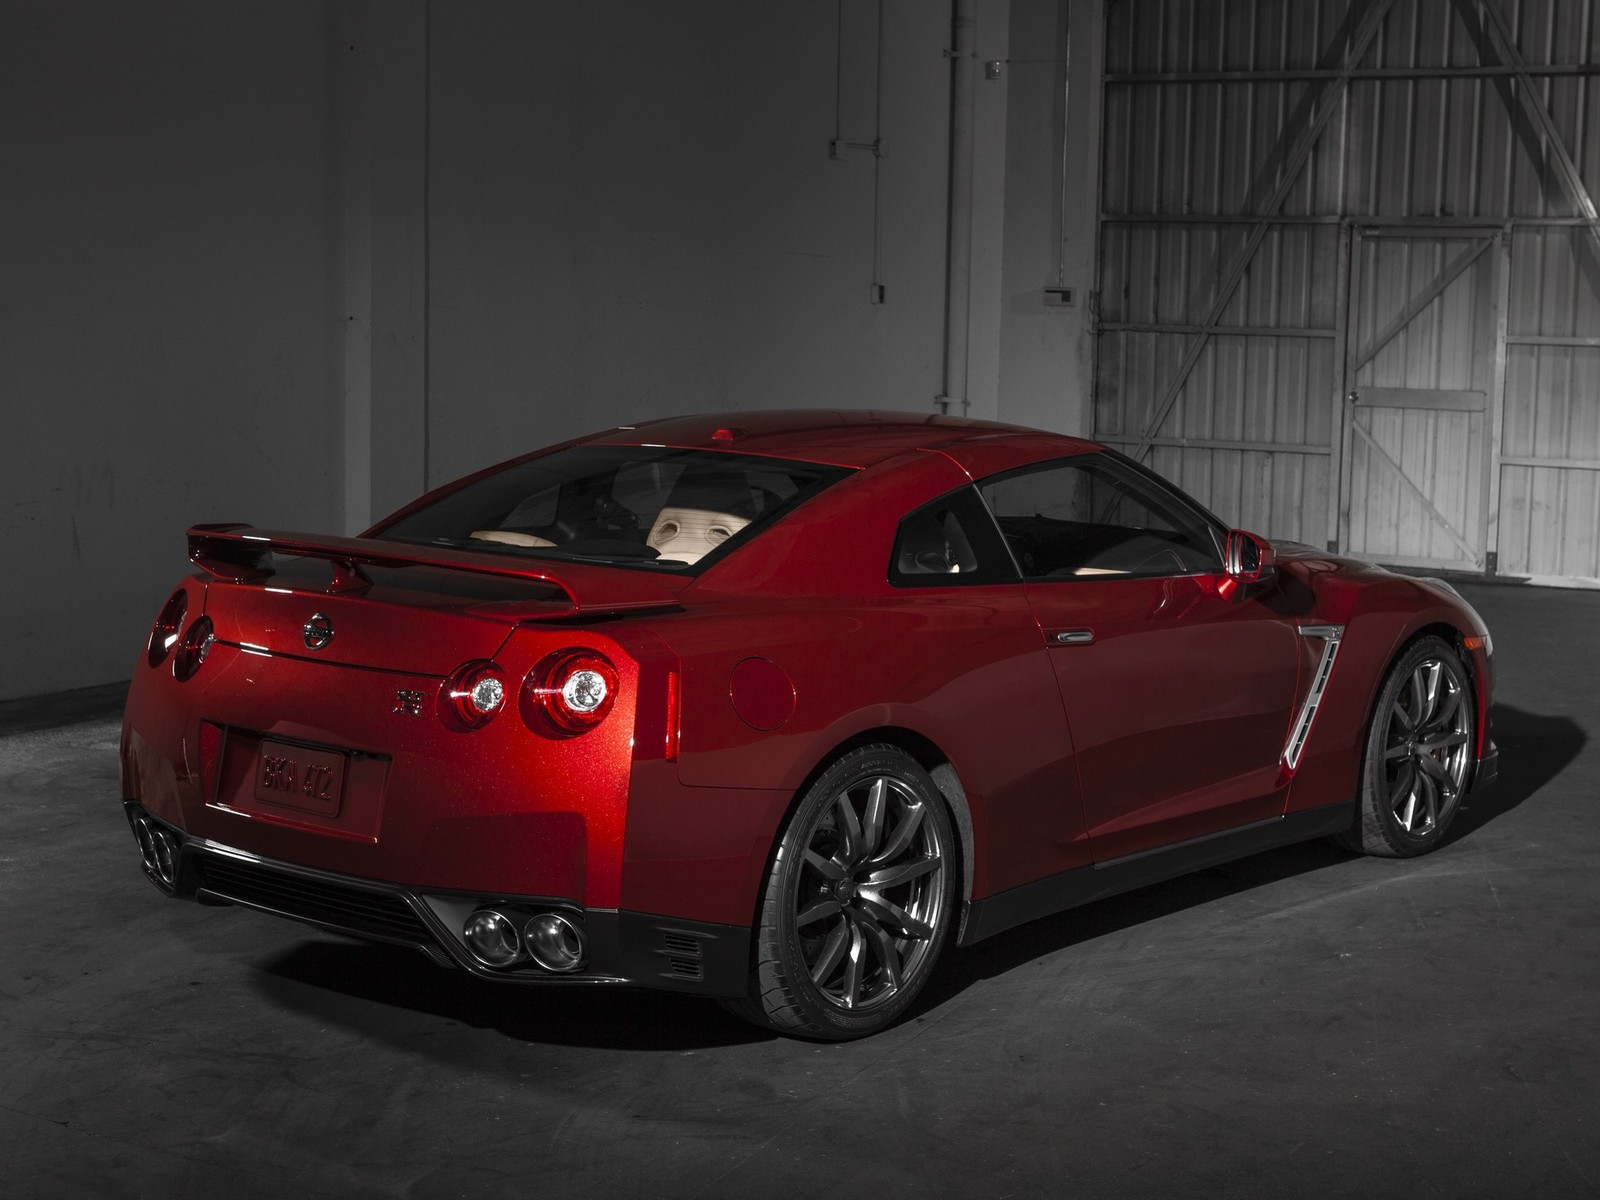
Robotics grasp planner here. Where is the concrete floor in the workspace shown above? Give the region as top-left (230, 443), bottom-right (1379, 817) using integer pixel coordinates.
top-left (2, 582), bottom-right (1597, 1199)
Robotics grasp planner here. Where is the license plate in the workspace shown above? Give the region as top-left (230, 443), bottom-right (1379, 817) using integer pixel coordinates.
top-left (253, 740), bottom-right (346, 817)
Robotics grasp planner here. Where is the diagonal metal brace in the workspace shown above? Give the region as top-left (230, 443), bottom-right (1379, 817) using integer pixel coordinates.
top-left (1131, 0), bottom-right (1399, 460)
top-left (1350, 419), bottom-right (1480, 562)
top-left (1353, 236), bottom-right (1496, 373)
top-left (1453, 0), bottom-right (1600, 262)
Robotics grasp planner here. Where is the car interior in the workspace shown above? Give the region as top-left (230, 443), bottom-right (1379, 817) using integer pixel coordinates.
top-left (894, 507), bottom-right (982, 575)
top-left (461, 459), bottom-right (787, 566)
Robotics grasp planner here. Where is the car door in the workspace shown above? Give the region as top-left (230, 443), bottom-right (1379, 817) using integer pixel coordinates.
top-left (977, 454), bottom-right (1302, 864)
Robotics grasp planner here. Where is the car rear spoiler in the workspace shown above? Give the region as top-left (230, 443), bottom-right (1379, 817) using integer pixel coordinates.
top-left (186, 524), bottom-right (684, 619)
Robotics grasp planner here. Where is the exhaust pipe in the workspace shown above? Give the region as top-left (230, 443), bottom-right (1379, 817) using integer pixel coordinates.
top-left (524, 912), bottom-right (586, 973)
top-left (462, 909), bottom-right (523, 966)
top-left (461, 908), bottom-right (588, 973)
top-left (131, 812), bottom-right (179, 889)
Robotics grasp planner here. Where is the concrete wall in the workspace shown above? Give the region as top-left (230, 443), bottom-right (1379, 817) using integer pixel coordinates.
top-left (421, 0), bottom-right (955, 487)
top-left (0, 1), bottom-right (342, 702)
top-left (997, 0), bottom-right (1102, 434)
top-left (0, 0), bottom-right (1102, 703)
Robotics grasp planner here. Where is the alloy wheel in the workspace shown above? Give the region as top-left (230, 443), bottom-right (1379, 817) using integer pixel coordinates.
top-left (1381, 656), bottom-right (1472, 837)
top-left (793, 773), bottom-right (949, 1012)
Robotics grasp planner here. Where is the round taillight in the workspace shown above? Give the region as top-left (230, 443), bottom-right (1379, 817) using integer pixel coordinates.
top-left (441, 660), bottom-right (507, 730)
top-left (147, 590), bottom-right (188, 668)
top-left (523, 650), bottom-right (619, 737)
top-left (172, 616), bottom-right (214, 681)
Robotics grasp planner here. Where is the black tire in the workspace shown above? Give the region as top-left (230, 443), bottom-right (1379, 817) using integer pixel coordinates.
top-left (722, 745), bottom-right (956, 1041)
top-left (1341, 635), bottom-right (1475, 857)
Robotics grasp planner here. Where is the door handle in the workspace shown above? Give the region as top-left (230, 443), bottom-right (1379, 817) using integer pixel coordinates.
top-left (1047, 628), bottom-right (1095, 646)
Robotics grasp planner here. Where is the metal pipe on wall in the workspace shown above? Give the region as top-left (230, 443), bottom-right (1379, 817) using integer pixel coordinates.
top-left (831, 0), bottom-right (888, 302)
top-left (936, 0), bottom-right (976, 416)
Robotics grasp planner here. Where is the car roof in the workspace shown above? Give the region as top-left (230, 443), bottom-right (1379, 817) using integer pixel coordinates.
top-left (588, 409), bottom-right (1101, 469)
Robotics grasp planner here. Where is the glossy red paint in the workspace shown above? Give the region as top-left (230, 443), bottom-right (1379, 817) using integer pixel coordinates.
top-left (1022, 571), bottom-right (1301, 862)
top-left (120, 409), bottom-right (1497, 1030)
top-left (728, 658), bottom-right (796, 731)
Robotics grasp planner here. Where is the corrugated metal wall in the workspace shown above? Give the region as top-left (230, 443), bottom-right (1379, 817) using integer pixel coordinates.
top-left (1095, 0), bottom-right (1600, 584)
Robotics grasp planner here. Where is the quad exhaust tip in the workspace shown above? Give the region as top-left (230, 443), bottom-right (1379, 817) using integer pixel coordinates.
top-left (524, 912), bottom-right (585, 973)
top-left (462, 907), bottom-right (587, 973)
top-left (132, 813), bottom-right (179, 888)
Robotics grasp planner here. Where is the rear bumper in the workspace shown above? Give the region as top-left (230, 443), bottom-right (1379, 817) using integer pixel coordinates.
top-left (123, 801), bottom-right (750, 998)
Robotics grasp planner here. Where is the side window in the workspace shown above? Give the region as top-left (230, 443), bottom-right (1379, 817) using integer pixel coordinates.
top-left (890, 487), bottom-right (1019, 587)
top-left (978, 455), bottom-right (1222, 581)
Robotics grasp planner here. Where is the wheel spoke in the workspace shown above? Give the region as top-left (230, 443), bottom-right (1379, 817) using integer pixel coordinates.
top-left (1406, 668), bottom-right (1429, 728)
top-left (840, 920), bottom-right (866, 1008)
top-left (858, 893), bottom-right (933, 941)
top-left (1415, 750), bottom-right (1454, 789)
top-left (863, 855), bottom-right (939, 888)
top-left (1418, 730), bottom-right (1469, 753)
top-left (803, 848), bottom-right (846, 881)
top-left (1425, 681), bottom-right (1463, 733)
top-left (869, 800), bottom-right (926, 865)
top-left (1431, 767), bottom-right (1458, 803)
top-left (1420, 773), bottom-right (1440, 830)
top-left (1418, 661), bottom-right (1443, 723)
top-left (855, 910), bottom-right (903, 991)
top-left (1398, 787), bottom-right (1419, 831)
top-left (860, 777), bottom-right (888, 858)
top-left (1391, 697), bottom-right (1417, 734)
top-left (834, 794), bottom-right (863, 864)
top-left (796, 897), bottom-right (842, 927)
top-left (1385, 742), bottom-right (1412, 760)
top-left (1388, 759), bottom-right (1416, 810)
top-left (808, 918), bottom-right (849, 984)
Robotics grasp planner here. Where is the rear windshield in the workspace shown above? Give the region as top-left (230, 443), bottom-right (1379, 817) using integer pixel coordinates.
top-left (375, 445), bottom-right (852, 572)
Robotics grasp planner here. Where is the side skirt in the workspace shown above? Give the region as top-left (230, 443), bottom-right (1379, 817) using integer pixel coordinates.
top-left (957, 802), bottom-right (1356, 947)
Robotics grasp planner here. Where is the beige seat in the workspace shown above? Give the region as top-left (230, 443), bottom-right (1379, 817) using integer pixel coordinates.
top-left (469, 530), bottom-right (556, 548)
top-left (646, 507), bottom-right (750, 564)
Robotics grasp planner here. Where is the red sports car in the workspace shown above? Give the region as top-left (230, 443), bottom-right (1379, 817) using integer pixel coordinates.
top-left (122, 411), bottom-right (1497, 1040)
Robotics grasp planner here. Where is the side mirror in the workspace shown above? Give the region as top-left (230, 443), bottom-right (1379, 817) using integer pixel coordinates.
top-left (1223, 529), bottom-right (1275, 593)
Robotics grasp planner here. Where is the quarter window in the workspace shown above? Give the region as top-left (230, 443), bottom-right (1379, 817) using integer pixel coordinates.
top-left (890, 486), bottom-right (1018, 587)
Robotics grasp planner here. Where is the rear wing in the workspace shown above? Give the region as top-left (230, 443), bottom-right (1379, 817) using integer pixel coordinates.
top-left (187, 524), bottom-right (684, 619)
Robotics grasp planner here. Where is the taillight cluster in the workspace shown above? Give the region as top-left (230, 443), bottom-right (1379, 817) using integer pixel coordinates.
top-left (146, 590), bottom-right (188, 668)
top-left (148, 589), bottom-right (215, 682)
top-left (523, 650), bottom-right (619, 737)
top-left (172, 617), bottom-right (215, 681)
top-left (440, 660), bottom-right (507, 730)
top-left (440, 648), bottom-right (619, 738)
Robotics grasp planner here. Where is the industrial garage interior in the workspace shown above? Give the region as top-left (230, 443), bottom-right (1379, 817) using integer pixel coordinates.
top-left (2, 1), bottom-right (1597, 1196)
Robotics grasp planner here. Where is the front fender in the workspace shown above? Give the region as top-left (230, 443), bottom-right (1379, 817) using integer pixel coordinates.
top-left (1283, 567), bottom-right (1493, 814)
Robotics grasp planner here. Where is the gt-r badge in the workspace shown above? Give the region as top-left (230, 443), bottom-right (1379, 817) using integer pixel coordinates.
top-left (393, 689), bottom-right (425, 717)
top-left (302, 613), bottom-right (334, 650)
